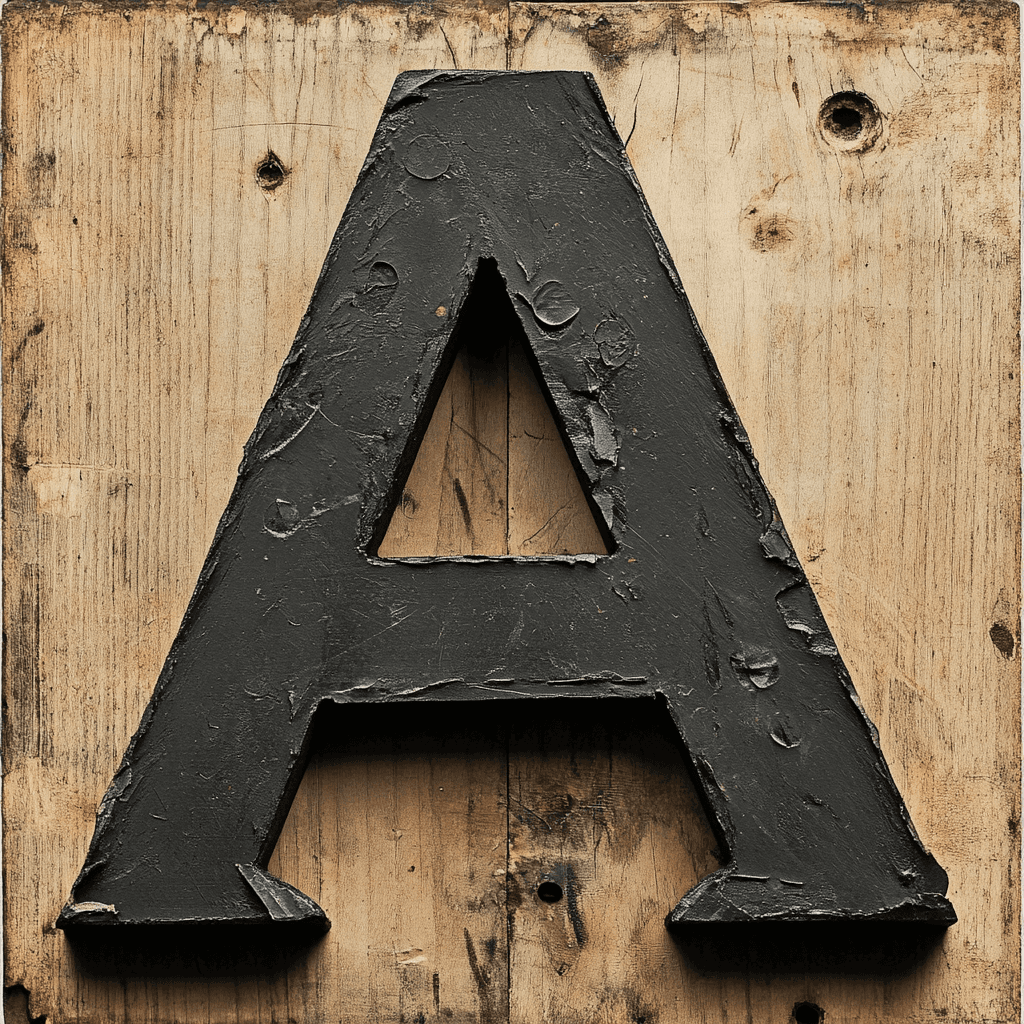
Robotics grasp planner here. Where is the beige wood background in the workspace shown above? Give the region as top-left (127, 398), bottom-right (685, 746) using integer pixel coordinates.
top-left (2, 1), bottom-right (1019, 1022)
top-left (378, 329), bottom-right (608, 557)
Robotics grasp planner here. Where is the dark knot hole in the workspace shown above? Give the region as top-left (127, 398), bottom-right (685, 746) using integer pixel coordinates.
top-left (793, 1002), bottom-right (825, 1024)
top-left (828, 106), bottom-right (862, 134)
top-left (256, 152), bottom-right (287, 191)
top-left (537, 881), bottom-right (564, 904)
top-left (818, 91), bottom-right (881, 150)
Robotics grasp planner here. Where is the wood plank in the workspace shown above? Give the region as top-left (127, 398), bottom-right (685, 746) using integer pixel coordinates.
top-left (3, 2), bottom-right (1018, 1023)
top-left (379, 333), bottom-right (511, 557)
top-left (507, 336), bottom-right (609, 556)
top-left (1, 5), bottom-right (510, 1023)
top-left (507, 698), bottom-right (718, 1024)
top-left (510, 3), bottom-right (1020, 1021)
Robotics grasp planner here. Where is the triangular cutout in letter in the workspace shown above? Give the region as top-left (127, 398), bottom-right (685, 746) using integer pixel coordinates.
top-left (379, 259), bottom-right (610, 558)
top-left (58, 71), bottom-right (955, 938)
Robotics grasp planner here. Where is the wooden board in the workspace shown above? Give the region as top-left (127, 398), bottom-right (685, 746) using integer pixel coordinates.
top-left (269, 704), bottom-right (510, 1024)
top-left (2, 2), bottom-right (1018, 1023)
top-left (381, 326), bottom-right (513, 557)
top-left (378, 318), bottom-right (608, 557)
top-left (506, 699), bottom-right (718, 1024)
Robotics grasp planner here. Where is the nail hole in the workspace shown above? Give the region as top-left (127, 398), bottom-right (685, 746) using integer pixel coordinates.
top-left (793, 1002), bottom-right (824, 1024)
top-left (818, 92), bottom-right (882, 152)
top-left (256, 152), bottom-right (288, 191)
top-left (537, 881), bottom-right (563, 903)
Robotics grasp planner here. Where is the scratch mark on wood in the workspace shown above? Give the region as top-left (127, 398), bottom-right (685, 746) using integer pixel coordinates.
top-left (452, 478), bottom-right (474, 536)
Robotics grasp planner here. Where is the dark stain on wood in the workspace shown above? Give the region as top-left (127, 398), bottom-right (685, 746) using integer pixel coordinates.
top-left (452, 478), bottom-right (473, 535)
top-left (3, 985), bottom-right (46, 1024)
top-left (562, 864), bottom-right (587, 949)
top-left (746, 212), bottom-right (796, 253)
top-left (584, 14), bottom-right (621, 63)
top-left (625, 990), bottom-right (659, 1024)
top-left (989, 621), bottom-right (1015, 658)
top-left (462, 928), bottom-right (503, 1024)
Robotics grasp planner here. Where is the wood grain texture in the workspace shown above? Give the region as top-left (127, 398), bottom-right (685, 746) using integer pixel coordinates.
top-left (507, 700), bottom-right (718, 1024)
top-left (508, 4), bottom-right (1020, 1020)
top-left (1, 4), bottom-right (512, 1021)
top-left (3, 2), bottom-right (1018, 1023)
top-left (379, 309), bottom-right (607, 557)
top-left (268, 704), bottom-right (509, 1024)
top-left (380, 332), bottom-right (512, 557)
top-left (507, 335), bottom-right (608, 556)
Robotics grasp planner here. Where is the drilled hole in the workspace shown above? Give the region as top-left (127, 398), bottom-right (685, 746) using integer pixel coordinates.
top-left (793, 1002), bottom-right (824, 1024)
top-left (829, 106), bottom-right (862, 133)
top-left (537, 881), bottom-right (564, 903)
top-left (256, 152), bottom-right (287, 191)
top-left (818, 92), bottom-right (881, 152)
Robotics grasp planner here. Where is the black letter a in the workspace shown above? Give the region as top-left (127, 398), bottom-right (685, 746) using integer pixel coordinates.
top-left (59, 71), bottom-right (954, 935)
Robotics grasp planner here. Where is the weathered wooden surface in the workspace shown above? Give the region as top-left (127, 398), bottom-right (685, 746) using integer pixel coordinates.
top-left (379, 322), bottom-right (607, 557)
top-left (3, 1), bottom-right (1018, 1022)
top-left (381, 327), bottom-right (513, 557)
top-left (507, 333), bottom-right (609, 556)
top-left (268, 704), bottom-right (510, 1024)
top-left (506, 700), bottom-right (718, 1024)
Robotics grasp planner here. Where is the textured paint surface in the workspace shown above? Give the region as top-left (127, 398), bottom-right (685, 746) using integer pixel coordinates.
top-left (58, 70), bottom-right (954, 934)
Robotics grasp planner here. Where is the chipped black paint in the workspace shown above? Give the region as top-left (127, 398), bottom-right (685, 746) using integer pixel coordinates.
top-left (58, 71), bottom-right (954, 936)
